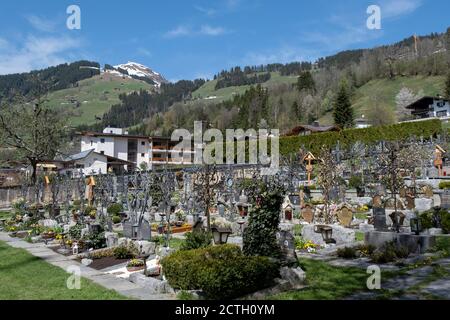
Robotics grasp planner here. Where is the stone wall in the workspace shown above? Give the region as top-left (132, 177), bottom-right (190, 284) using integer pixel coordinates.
top-left (0, 182), bottom-right (82, 209)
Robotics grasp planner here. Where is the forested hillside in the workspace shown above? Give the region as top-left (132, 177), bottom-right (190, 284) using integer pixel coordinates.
top-left (123, 28), bottom-right (449, 136)
top-left (0, 61), bottom-right (100, 103)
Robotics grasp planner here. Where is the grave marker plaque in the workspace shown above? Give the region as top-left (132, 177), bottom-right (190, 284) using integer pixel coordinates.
top-left (138, 220), bottom-right (151, 240)
top-left (423, 185), bottom-right (434, 198)
top-left (123, 221), bottom-right (133, 239)
top-left (276, 230), bottom-right (298, 267)
top-left (373, 207), bottom-right (387, 231)
top-left (301, 205), bottom-right (314, 223)
top-left (372, 195), bottom-right (382, 208)
top-left (441, 190), bottom-right (450, 210)
top-left (337, 206), bottom-right (353, 227)
top-left (406, 195), bottom-right (415, 210)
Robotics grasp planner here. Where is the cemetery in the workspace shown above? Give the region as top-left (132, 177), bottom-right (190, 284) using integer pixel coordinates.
top-left (0, 135), bottom-right (450, 300)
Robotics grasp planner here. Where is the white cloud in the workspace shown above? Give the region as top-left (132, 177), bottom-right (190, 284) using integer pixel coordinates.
top-left (200, 25), bottom-right (227, 36)
top-left (243, 46), bottom-right (312, 66)
top-left (137, 48), bottom-right (152, 57)
top-left (0, 35), bottom-right (81, 75)
top-left (164, 25), bottom-right (191, 38)
top-left (164, 25), bottom-right (229, 38)
top-left (194, 5), bottom-right (216, 16)
top-left (382, 0), bottom-right (422, 18)
top-left (25, 14), bottom-right (57, 32)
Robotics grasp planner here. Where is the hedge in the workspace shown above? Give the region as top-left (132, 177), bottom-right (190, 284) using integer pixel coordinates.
top-left (160, 244), bottom-right (280, 299)
top-left (279, 119), bottom-right (442, 155)
top-left (212, 119), bottom-right (442, 158)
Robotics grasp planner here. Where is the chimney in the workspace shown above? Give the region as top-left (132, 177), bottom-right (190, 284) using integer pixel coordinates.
top-left (313, 121), bottom-right (320, 127)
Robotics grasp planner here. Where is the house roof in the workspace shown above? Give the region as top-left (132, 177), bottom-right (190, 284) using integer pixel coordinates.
top-left (63, 149), bottom-right (134, 165)
top-left (405, 96), bottom-right (449, 110)
top-left (63, 149), bottom-right (96, 162)
top-left (77, 131), bottom-right (150, 140)
top-left (284, 124), bottom-right (340, 136)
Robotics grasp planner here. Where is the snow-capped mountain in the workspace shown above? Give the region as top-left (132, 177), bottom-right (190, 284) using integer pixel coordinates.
top-left (106, 61), bottom-right (168, 87)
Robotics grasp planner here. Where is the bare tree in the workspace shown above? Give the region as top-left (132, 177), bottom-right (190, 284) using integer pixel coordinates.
top-left (0, 97), bottom-right (68, 185)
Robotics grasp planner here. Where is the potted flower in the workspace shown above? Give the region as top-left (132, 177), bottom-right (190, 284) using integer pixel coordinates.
top-left (126, 259), bottom-right (146, 272)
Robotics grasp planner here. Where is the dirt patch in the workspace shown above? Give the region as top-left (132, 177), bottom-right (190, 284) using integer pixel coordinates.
top-left (87, 256), bottom-right (129, 270)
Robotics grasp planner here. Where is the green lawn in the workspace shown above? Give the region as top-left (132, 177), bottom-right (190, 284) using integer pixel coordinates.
top-left (319, 75), bottom-right (445, 125)
top-left (44, 74), bottom-right (154, 126)
top-left (269, 258), bottom-right (372, 300)
top-left (192, 72), bottom-right (298, 102)
top-left (0, 211), bottom-right (12, 220)
top-left (0, 241), bottom-right (127, 300)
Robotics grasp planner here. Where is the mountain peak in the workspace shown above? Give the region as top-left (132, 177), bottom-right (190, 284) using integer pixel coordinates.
top-left (110, 61), bottom-right (167, 87)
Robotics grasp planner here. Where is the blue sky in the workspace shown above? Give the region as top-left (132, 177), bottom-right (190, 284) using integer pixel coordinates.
top-left (0, 0), bottom-right (449, 81)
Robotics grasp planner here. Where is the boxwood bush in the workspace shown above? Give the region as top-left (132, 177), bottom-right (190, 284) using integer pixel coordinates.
top-left (161, 244), bottom-right (280, 299)
top-left (107, 203), bottom-right (123, 216)
top-left (180, 231), bottom-right (212, 251)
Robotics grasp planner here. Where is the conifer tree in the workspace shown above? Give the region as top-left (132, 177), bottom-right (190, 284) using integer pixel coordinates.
top-left (445, 72), bottom-right (450, 100)
top-left (296, 71), bottom-right (316, 94)
top-left (333, 80), bottom-right (354, 128)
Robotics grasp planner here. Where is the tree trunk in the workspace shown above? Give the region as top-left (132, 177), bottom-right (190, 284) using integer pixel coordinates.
top-left (29, 158), bottom-right (38, 186)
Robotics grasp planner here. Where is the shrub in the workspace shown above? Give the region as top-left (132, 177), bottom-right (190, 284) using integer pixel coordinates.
top-left (370, 242), bottom-right (409, 264)
top-left (83, 205), bottom-right (96, 215)
top-left (348, 175), bottom-right (363, 189)
top-left (433, 236), bottom-right (450, 256)
top-left (113, 243), bottom-right (138, 259)
top-left (337, 247), bottom-right (358, 259)
top-left (88, 248), bottom-right (114, 260)
top-left (180, 231), bottom-right (212, 251)
top-left (69, 224), bottom-right (84, 240)
top-left (440, 211), bottom-right (450, 234)
top-left (112, 216), bottom-right (121, 224)
top-left (161, 244), bottom-right (280, 299)
top-left (85, 231), bottom-right (106, 250)
top-left (151, 235), bottom-right (166, 245)
top-left (419, 211), bottom-right (434, 229)
top-left (243, 182), bottom-right (284, 259)
top-left (127, 259), bottom-right (145, 268)
top-left (107, 203), bottom-right (123, 216)
top-left (439, 181), bottom-right (450, 190)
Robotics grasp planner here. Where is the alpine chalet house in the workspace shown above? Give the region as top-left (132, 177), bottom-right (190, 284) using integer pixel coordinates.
top-left (406, 96), bottom-right (450, 119)
top-left (77, 127), bottom-right (195, 173)
top-left (284, 121), bottom-right (340, 137)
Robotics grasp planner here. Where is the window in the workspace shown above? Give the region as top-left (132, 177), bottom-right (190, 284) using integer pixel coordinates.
top-left (100, 151), bottom-right (105, 155)
top-left (141, 141), bottom-right (146, 146)
top-left (90, 140), bottom-right (93, 146)
top-left (100, 138), bottom-right (105, 143)
top-left (141, 153), bottom-right (145, 157)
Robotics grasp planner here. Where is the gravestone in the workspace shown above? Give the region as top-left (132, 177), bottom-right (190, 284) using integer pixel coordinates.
top-left (337, 206), bottom-right (353, 227)
top-left (440, 190), bottom-right (450, 210)
top-left (373, 207), bottom-right (387, 231)
top-left (123, 221), bottom-right (133, 239)
top-left (276, 230), bottom-right (298, 267)
top-left (423, 185), bottom-right (434, 199)
top-left (105, 232), bottom-right (119, 247)
top-left (138, 220), bottom-right (151, 240)
top-left (406, 195), bottom-right (415, 210)
top-left (329, 187), bottom-right (339, 202)
top-left (372, 195), bottom-right (383, 208)
top-left (301, 205), bottom-right (314, 223)
top-left (399, 187), bottom-right (406, 198)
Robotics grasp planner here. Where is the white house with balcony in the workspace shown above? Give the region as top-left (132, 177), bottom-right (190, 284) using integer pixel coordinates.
top-left (79, 127), bottom-right (151, 171)
top-left (77, 127), bottom-right (196, 171)
top-left (406, 96), bottom-right (450, 119)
